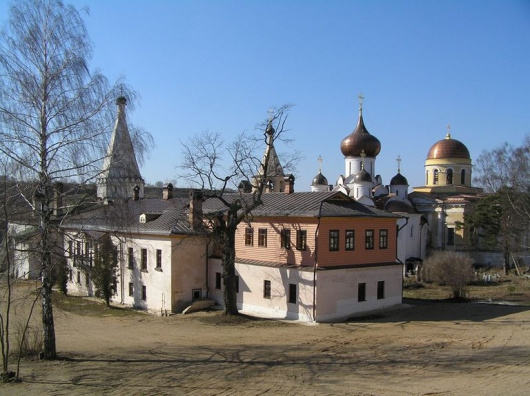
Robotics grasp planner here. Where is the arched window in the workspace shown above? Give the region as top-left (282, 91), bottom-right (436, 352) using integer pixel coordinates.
top-left (433, 169), bottom-right (439, 185)
top-left (461, 169), bottom-right (466, 185)
top-left (447, 169), bottom-right (453, 184)
top-left (425, 171), bottom-right (429, 185)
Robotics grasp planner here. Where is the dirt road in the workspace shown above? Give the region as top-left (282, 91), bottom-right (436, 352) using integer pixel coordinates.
top-left (3, 300), bottom-right (530, 395)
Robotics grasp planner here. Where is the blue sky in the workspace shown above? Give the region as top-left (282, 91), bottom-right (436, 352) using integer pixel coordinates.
top-left (1, 0), bottom-right (529, 190)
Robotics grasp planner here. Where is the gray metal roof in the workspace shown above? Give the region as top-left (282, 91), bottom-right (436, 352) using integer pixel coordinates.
top-left (61, 197), bottom-right (195, 236)
top-left (203, 191), bottom-right (399, 219)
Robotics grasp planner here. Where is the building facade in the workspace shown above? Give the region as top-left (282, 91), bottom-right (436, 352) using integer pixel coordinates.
top-left (206, 191), bottom-right (402, 322)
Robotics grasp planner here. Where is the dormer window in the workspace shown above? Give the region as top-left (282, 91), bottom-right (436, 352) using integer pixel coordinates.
top-left (139, 213), bottom-right (161, 223)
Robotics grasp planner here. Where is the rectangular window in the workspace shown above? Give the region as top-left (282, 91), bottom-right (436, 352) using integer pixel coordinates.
top-left (69, 269), bottom-right (72, 282)
top-left (296, 230), bottom-right (307, 251)
top-left (258, 228), bottom-right (267, 247)
top-left (129, 282), bottom-right (134, 297)
top-left (156, 249), bottom-right (162, 269)
top-left (141, 285), bottom-right (147, 301)
top-left (77, 271), bottom-right (81, 284)
top-left (68, 241), bottom-right (73, 256)
top-left (215, 272), bottom-right (222, 290)
top-left (235, 275), bottom-right (240, 294)
top-left (447, 228), bottom-right (455, 246)
top-left (263, 280), bottom-right (271, 299)
top-left (345, 230), bottom-right (355, 250)
top-left (141, 248), bottom-right (147, 271)
top-left (410, 225), bottom-right (414, 238)
top-left (76, 241), bottom-right (81, 256)
top-left (192, 289), bottom-right (202, 300)
top-left (329, 230), bottom-right (339, 251)
top-left (379, 229), bottom-right (388, 249)
top-left (85, 273), bottom-right (90, 286)
top-left (245, 227), bottom-right (254, 246)
top-left (365, 230), bottom-right (374, 250)
top-left (128, 247), bottom-right (134, 268)
top-left (377, 281), bottom-right (385, 300)
top-left (358, 282), bottom-right (366, 302)
top-left (288, 283), bottom-right (297, 304)
top-left (281, 229), bottom-right (291, 249)
top-left (85, 241), bottom-right (90, 257)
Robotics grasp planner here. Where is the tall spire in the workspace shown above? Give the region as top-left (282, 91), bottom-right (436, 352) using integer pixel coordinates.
top-left (97, 97), bottom-right (145, 202)
top-left (253, 113), bottom-right (286, 193)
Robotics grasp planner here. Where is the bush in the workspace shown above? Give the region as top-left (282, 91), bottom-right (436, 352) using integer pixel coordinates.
top-left (423, 251), bottom-right (474, 299)
top-left (12, 322), bottom-right (43, 358)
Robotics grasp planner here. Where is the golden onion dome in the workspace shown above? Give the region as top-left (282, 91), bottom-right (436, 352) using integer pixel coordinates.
top-left (427, 133), bottom-right (470, 160)
top-left (340, 111), bottom-right (381, 158)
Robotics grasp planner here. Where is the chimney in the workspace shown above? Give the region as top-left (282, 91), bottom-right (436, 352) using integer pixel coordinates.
top-left (189, 189), bottom-right (203, 230)
top-left (53, 182), bottom-right (64, 216)
top-left (284, 174), bottom-right (295, 194)
top-left (163, 183), bottom-right (174, 200)
top-left (132, 185), bottom-right (140, 201)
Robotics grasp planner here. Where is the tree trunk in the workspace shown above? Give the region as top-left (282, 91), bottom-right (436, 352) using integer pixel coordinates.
top-left (41, 263), bottom-right (56, 359)
top-left (222, 226), bottom-right (238, 315)
top-left (39, 189), bottom-right (57, 360)
top-left (503, 251), bottom-right (510, 276)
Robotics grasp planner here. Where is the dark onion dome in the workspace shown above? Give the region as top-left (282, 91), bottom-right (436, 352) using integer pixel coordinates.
top-left (385, 199), bottom-right (415, 213)
top-left (311, 171), bottom-right (328, 186)
top-left (266, 121), bottom-right (275, 136)
top-left (354, 168), bottom-right (373, 183)
top-left (390, 172), bottom-right (408, 186)
top-left (340, 112), bottom-right (381, 157)
top-left (427, 133), bottom-right (470, 160)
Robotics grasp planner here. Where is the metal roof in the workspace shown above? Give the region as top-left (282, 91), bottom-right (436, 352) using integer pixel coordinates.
top-left (61, 197), bottom-right (195, 236)
top-left (203, 191), bottom-right (399, 219)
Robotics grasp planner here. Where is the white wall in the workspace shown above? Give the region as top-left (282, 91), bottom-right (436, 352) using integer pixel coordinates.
top-left (209, 259), bottom-right (403, 323)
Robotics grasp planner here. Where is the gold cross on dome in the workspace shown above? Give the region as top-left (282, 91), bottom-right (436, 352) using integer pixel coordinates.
top-left (317, 155), bottom-right (323, 172)
top-left (446, 124), bottom-right (451, 138)
top-left (358, 92), bottom-right (364, 112)
top-left (396, 155), bottom-right (402, 173)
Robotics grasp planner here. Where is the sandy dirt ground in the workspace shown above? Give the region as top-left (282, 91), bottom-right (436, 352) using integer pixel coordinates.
top-left (2, 300), bottom-right (530, 396)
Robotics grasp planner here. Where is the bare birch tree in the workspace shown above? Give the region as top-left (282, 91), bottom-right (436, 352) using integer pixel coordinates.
top-left (180, 105), bottom-right (297, 315)
top-left (0, 0), bottom-right (151, 359)
top-left (471, 135), bottom-right (530, 273)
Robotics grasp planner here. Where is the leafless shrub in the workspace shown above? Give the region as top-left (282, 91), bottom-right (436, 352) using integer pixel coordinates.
top-left (12, 322), bottom-right (42, 358)
top-left (423, 251), bottom-right (474, 299)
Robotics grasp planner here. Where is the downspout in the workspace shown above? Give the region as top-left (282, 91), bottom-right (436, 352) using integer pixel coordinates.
top-left (396, 216), bottom-right (408, 291)
top-left (205, 238), bottom-right (211, 298)
top-left (313, 202), bottom-right (324, 322)
top-left (396, 216), bottom-right (408, 265)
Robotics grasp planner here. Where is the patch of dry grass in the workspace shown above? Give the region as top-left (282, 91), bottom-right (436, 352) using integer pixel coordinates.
top-left (52, 292), bottom-right (144, 318)
top-left (404, 270), bottom-right (530, 304)
top-left (196, 311), bottom-right (293, 327)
